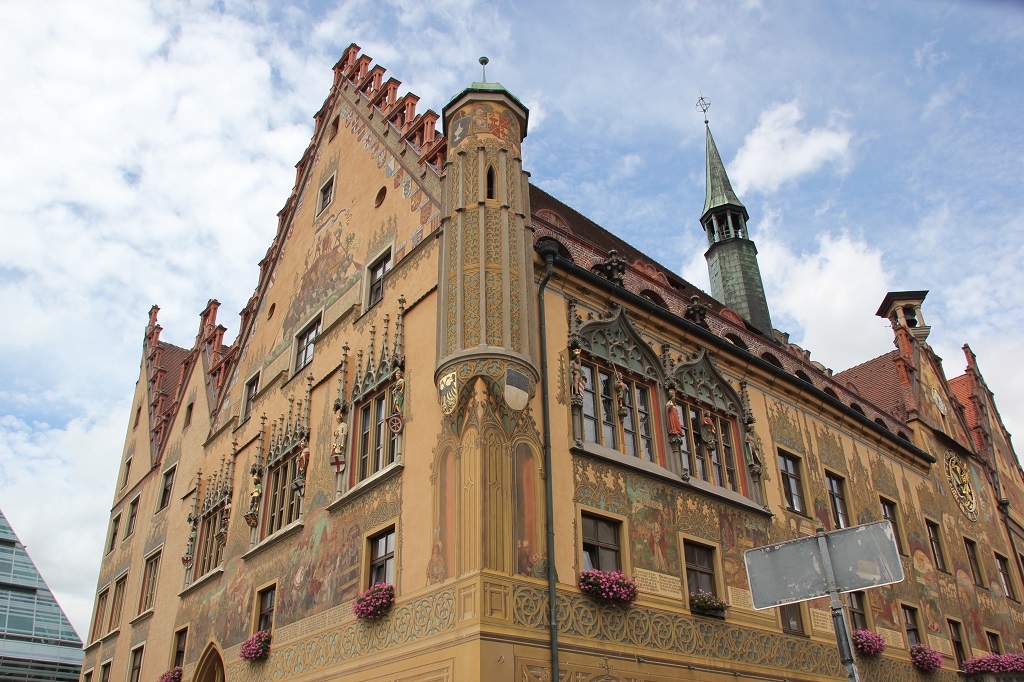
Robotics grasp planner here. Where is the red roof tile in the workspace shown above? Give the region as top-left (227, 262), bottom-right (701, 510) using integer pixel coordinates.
top-left (833, 351), bottom-right (906, 421)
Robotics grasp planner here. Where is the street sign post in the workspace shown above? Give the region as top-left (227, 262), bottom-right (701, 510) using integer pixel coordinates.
top-left (743, 521), bottom-right (904, 682)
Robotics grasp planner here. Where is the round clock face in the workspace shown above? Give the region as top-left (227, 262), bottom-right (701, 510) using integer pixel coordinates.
top-left (944, 450), bottom-right (978, 521)
top-left (933, 388), bottom-right (946, 416)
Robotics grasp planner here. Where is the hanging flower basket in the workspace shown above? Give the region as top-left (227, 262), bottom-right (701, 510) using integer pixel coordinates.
top-left (688, 589), bottom-right (729, 616)
top-left (157, 667), bottom-right (183, 682)
top-left (353, 583), bottom-right (395, 621)
top-left (851, 629), bottom-right (886, 657)
top-left (962, 653), bottom-right (1024, 674)
top-left (910, 644), bottom-right (943, 673)
top-left (239, 630), bottom-right (272, 661)
top-left (578, 570), bottom-right (639, 606)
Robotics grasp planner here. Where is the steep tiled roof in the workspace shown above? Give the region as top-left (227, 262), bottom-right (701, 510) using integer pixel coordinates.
top-left (529, 183), bottom-right (721, 310)
top-left (833, 351), bottom-right (906, 421)
top-left (949, 373), bottom-right (982, 451)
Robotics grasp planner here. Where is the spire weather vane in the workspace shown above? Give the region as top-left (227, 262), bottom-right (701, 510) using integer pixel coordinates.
top-left (479, 56), bottom-right (489, 82)
top-left (696, 93), bottom-right (711, 124)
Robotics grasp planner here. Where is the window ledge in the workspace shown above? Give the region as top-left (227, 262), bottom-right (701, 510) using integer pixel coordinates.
top-left (83, 639), bottom-right (102, 653)
top-left (178, 566), bottom-right (224, 598)
top-left (328, 462), bottom-right (403, 512)
top-left (129, 609), bottom-right (154, 627)
top-left (572, 443), bottom-right (770, 517)
top-left (100, 628), bottom-right (120, 643)
top-left (242, 520), bottom-right (304, 561)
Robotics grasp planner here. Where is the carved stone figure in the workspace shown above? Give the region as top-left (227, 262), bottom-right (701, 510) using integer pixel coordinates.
top-left (666, 391), bottom-right (683, 436)
top-left (392, 369), bottom-right (405, 413)
top-left (570, 348), bottom-right (586, 397)
top-left (332, 412), bottom-right (349, 459)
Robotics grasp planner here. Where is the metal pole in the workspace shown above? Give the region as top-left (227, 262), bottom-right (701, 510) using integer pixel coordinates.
top-left (816, 527), bottom-right (861, 682)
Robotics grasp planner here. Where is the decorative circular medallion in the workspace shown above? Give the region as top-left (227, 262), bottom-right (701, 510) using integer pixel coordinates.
top-left (944, 450), bottom-right (978, 521)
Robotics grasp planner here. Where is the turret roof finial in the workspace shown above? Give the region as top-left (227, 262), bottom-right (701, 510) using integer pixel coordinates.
top-left (696, 93), bottom-right (711, 125)
top-left (479, 56), bottom-right (489, 82)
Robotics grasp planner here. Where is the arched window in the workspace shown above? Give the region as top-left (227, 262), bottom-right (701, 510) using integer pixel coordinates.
top-left (725, 333), bottom-right (748, 350)
top-left (761, 352), bottom-right (783, 368)
top-left (486, 165), bottom-right (496, 199)
top-left (850, 403), bottom-right (866, 415)
top-left (875, 418), bottom-right (890, 431)
top-left (640, 289), bottom-right (668, 308)
top-left (795, 370), bottom-right (814, 385)
top-left (823, 387), bottom-right (839, 399)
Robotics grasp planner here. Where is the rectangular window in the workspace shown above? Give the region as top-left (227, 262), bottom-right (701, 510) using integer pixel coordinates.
top-left (244, 374), bottom-right (259, 421)
top-left (124, 497), bottom-right (139, 539)
top-left (581, 513), bottom-right (620, 572)
top-left (183, 402), bottom-right (193, 428)
top-left (158, 466), bottom-right (176, 512)
top-left (90, 590), bottom-right (108, 642)
top-left (317, 176), bottom-right (334, 215)
top-left (848, 591), bottom-right (868, 631)
top-left (195, 507), bottom-right (224, 577)
top-left (684, 541), bottom-right (717, 598)
top-left (997, 554), bottom-right (1016, 599)
top-left (926, 520), bottom-right (946, 571)
top-left (826, 473), bottom-right (848, 529)
top-left (100, 663), bottom-right (110, 682)
top-left (369, 529), bottom-right (395, 585)
top-left (106, 515), bottom-right (121, 554)
top-left (778, 453), bottom-right (804, 513)
top-left (173, 628), bottom-right (187, 668)
top-left (965, 538), bottom-right (984, 586)
top-left (578, 360), bottom-right (660, 464)
top-left (137, 552), bottom-right (161, 614)
top-left (264, 451), bottom-right (300, 538)
top-left (257, 586), bottom-right (276, 632)
top-left (121, 457), bottom-right (132, 488)
top-left (948, 619), bottom-right (966, 669)
top-left (780, 603), bottom-right (804, 634)
top-left (84, 672), bottom-right (92, 682)
top-left (902, 604), bottom-right (921, 647)
top-left (987, 631), bottom-right (1002, 654)
top-left (329, 115), bottom-right (340, 140)
top-left (295, 316), bottom-right (321, 372)
top-left (367, 251), bottom-right (392, 307)
top-left (128, 646), bottom-right (143, 682)
top-left (672, 399), bottom-right (739, 490)
top-left (356, 390), bottom-right (397, 482)
top-left (108, 575), bottom-right (128, 632)
top-left (880, 498), bottom-right (904, 554)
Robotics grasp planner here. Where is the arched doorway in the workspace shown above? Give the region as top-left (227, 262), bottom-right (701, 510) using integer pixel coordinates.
top-left (195, 643), bottom-right (225, 682)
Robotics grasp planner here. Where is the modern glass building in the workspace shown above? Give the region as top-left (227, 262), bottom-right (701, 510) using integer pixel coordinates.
top-left (0, 508), bottom-right (83, 681)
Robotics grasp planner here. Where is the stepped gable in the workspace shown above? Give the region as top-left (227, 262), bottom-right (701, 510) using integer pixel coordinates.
top-left (833, 351), bottom-right (905, 421)
top-left (948, 373), bottom-right (982, 451)
top-left (143, 305), bottom-right (191, 459)
top-left (529, 184), bottom-right (718, 311)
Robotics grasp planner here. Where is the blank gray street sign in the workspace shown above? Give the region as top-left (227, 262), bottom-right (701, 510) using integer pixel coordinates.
top-left (744, 520), bottom-right (904, 610)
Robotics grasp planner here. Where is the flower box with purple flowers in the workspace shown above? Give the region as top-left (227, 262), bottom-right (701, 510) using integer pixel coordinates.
top-left (239, 630), bottom-right (271, 661)
top-left (910, 643), bottom-right (943, 673)
top-left (157, 667), bottom-right (183, 682)
top-left (851, 629), bottom-right (886, 657)
top-left (962, 653), bottom-right (1024, 674)
top-left (578, 569), bottom-right (639, 606)
top-left (688, 589), bottom-right (729, 615)
top-left (353, 582), bottom-right (395, 621)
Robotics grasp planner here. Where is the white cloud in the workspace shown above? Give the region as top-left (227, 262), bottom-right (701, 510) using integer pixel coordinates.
top-left (914, 38), bottom-right (949, 71)
top-left (729, 101), bottom-right (851, 196)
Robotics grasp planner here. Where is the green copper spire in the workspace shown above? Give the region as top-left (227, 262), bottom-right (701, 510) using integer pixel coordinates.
top-left (702, 125), bottom-right (747, 221)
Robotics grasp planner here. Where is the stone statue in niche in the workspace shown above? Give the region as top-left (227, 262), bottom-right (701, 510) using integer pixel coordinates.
top-left (293, 438), bottom-right (310, 495)
top-left (570, 348), bottom-right (585, 397)
top-left (392, 369), bottom-right (405, 413)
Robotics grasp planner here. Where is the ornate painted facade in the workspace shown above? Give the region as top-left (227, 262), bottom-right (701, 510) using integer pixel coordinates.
top-left (82, 44), bottom-right (1024, 682)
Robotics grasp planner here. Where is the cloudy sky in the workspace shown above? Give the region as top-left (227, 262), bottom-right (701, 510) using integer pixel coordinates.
top-left (2, 0), bottom-right (1023, 638)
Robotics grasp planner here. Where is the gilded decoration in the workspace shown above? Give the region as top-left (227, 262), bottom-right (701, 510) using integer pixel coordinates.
top-left (225, 587), bottom-right (457, 682)
top-left (446, 229), bottom-right (459, 354)
top-left (944, 449), bottom-right (979, 521)
top-left (512, 585), bottom-right (842, 678)
top-left (814, 424), bottom-right (846, 474)
top-left (670, 350), bottom-right (741, 417)
top-left (485, 271), bottom-right (503, 346)
top-left (766, 400), bottom-right (805, 454)
top-left (577, 307), bottom-right (664, 383)
top-left (464, 272), bottom-right (481, 347)
top-left (870, 453), bottom-right (899, 499)
top-left (573, 456), bottom-right (629, 516)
